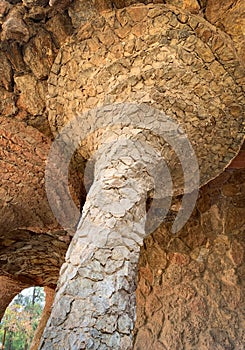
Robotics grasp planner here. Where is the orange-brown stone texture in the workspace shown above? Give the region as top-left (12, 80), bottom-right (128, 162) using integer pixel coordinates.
top-left (0, 0), bottom-right (244, 349)
top-left (135, 168), bottom-right (245, 349)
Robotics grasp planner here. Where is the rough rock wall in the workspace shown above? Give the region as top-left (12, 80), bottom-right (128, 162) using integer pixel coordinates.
top-left (0, 1), bottom-right (162, 136)
top-left (0, 0), bottom-right (73, 136)
top-left (0, 0), bottom-right (244, 139)
top-left (0, 0), bottom-right (75, 286)
top-left (46, 3), bottom-right (244, 188)
top-left (0, 0), bottom-right (244, 347)
top-left (205, 0), bottom-right (245, 65)
top-left (0, 0), bottom-right (243, 290)
top-left (39, 4), bottom-right (244, 347)
top-left (0, 115), bottom-right (82, 287)
top-left (135, 168), bottom-right (245, 349)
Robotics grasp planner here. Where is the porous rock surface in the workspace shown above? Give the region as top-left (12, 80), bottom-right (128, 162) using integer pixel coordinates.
top-left (0, 0), bottom-right (244, 349)
top-left (40, 5), bottom-right (244, 348)
top-left (0, 116), bottom-right (82, 287)
top-left (135, 168), bottom-right (245, 349)
top-left (47, 3), bottom-right (244, 187)
top-left (41, 138), bottom-right (156, 349)
top-left (39, 167), bottom-right (245, 349)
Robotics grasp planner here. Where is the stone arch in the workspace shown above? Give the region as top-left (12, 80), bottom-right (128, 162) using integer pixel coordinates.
top-left (0, 280), bottom-right (55, 350)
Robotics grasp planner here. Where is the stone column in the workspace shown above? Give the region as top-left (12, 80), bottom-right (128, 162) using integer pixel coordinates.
top-left (40, 135), bottom-right (163, 349)
top-left (0, 276), bottom-right (29, 320)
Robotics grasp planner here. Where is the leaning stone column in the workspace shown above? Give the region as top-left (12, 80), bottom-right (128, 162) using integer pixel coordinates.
top-left (0, 275), bottom-right (29, 320)
top-left (40, 134), bottom-right (165, 349)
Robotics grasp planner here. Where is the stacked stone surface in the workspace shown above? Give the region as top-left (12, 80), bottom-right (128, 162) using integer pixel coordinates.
top-left (40, 3), bottom-right (244, 349)
top-left (0, 1), bottom-right (244, 349)
top-left (47, 4), bottom-right (244, 187)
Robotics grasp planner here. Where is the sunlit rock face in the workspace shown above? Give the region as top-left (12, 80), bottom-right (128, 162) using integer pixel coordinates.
top-left (0, 1), bottom-right (244, 349)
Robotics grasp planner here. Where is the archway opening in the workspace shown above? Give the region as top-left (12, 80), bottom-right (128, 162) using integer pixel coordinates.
top-left (0, 287), bottom-right (45, 350)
